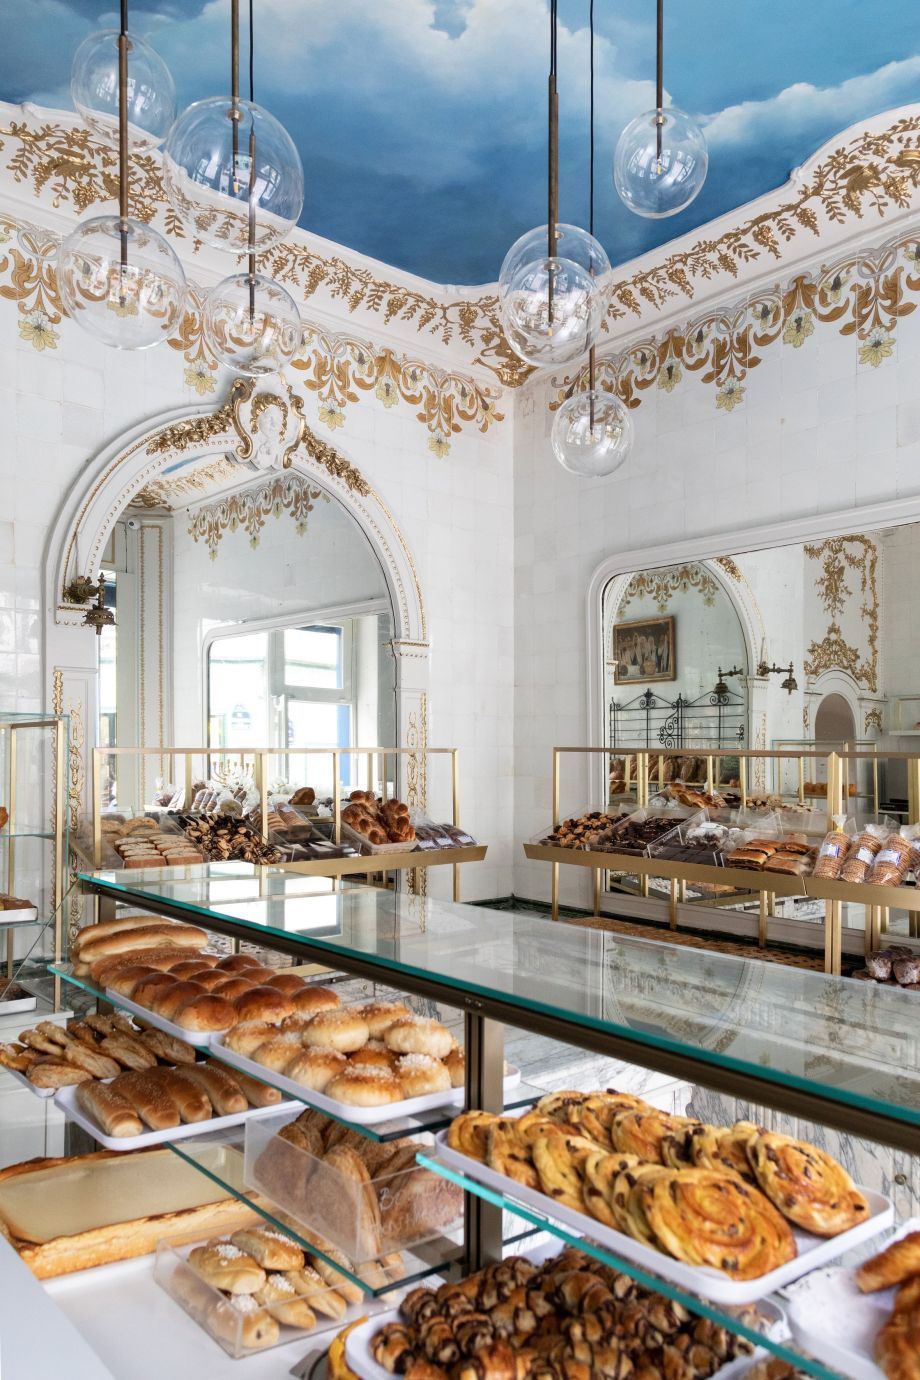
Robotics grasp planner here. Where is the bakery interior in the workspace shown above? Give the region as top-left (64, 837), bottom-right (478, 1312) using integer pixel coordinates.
top-left (1, 0), bottom-right (919, 1376)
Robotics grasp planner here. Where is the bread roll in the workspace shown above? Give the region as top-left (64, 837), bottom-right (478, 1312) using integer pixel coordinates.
top-left (291, 985), bottom-right (341, 1014)
top-left (216, 954), bottom-right (262, 973)
top-left (208, 1294), bottom-right (279, 1350)
top-left (444, 1046), bottom-right (464, 1088)
top-left (186, 969), bottom-right (233, 992)
top-left (236, 966), bottom-right (276, 985)
top-left (169, 961), bottom-right (214, 980)
top-left (27, 1058), bottom-right (93, 1089)
top-left (395, 1053), bottom-right (451, 1098)
top-left (206, 1060), bottom-right (282, 1107)
top-left (223, 1021), bottom-right (280, 1057)
top-left (173, 995), bottom-right (237, 1033)
top-left (188, 1240), bottom-right (266, 1294)
top-left (73, 914), bottom-right (167, 955)
top-left (107, 965), bottom-right (157, 998)
top-left (302, 1009), bottom-right (369, 1053)
top-left (264, 973), bottom-right (306, 997)
top-left (234, 986), bottom-right (294, 1025)
top-left (285, 1266), bottom-right (347, 1319)
top-left (325, 1065), bottom-right (402, 1106)
top-left (75, 1081), bottom-right (143, 1139)
top-left (384, 1017), bottom-right (452, 1059)
top-left (91, 948), bottom-right (196, 986)
top-left (78, 923), bottom-right (206, 960)
top-left (283, 1046), bottom-right (347, 1091)
top-left (358, 1000), bottom-right (411, 1038)
top-left (132, 972), bottom-right (181, 1007)
top-left (152, 981), bottom-right (207, 1021)
top-left (174, 1062), bottom-right (247, 1114)
top-left (211, 977), bottom-right (256, 1001)
top-left (252, 1034), bottom-right (304, 1072)
top-left (230, 1226), bottom-right (304, 1270)
top-left (253, 1275), bottom-right (316, 1329)
top-left (347, 1040), bottom-right (395, 1071)
top-left (147, 1067), bottom-right (213, 1122)
top-left (113, 1070), bottom-right (180, 1130)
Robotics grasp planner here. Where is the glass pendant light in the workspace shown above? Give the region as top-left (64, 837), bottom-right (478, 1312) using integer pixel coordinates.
top-left (71, 28), bottom-right (175, 149)
top-left (498, 0), bottom-right (607, 367)
top-left (164, 1), bottom-right (303, 254)
top-left (58, 0), bottom-right (186, 349)
top-left (205, 0), bottom-right (301, 375)
top-left (551, 0), bottom-right (633, 476)
top-left (614, 0), bottom-right (707, 219)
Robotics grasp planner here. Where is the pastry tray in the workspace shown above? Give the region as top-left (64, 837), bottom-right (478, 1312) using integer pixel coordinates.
top-left (340, 823), bottom-right (418, 856)
top-left (345, 1307), bottom-right (779, 1380)
top-left (0, 905), bottom-right (39, 926)
top-left (212, 1033), bottom-right (521, 1125)
top-left (784, 1215), bottom-right (920, 1380)
top-left (0, 984), bottom-right (39, 1014)
top-left (2, 1064), bottom-right (55, 1098)
top-left (432, 1131), bottom-right (893, 1306)
top-left (104, 988), bottom-right (220, 1048)
top-left (53, 1081), bottom-right (296, 1152)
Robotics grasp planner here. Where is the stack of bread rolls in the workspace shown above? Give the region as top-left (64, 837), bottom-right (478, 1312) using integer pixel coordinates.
top-left (224, 1000), bottom-right (463, 1107)
top-left (75, 1056), bottom-right (283, 1139)
top-left (72, 914), bottom-right (208, 976)
top-left (341, 792), bottom-right (416, 848)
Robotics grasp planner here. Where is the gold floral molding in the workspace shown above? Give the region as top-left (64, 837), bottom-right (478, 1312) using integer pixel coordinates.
top-left (803, 535), bottom-right (879, 692)
top-left (606, 113), bottom-right (920, 320)
top-left (131, 457), bottom-right (240, 509)
top-left (551, 232), bottom-right (920, 415)
top-left (188, 472), bottom-right (328, 558)
top-left (292, 325), bottom-right (504, 457)
top-left (0, 212), bottom-right (506, 451)
top-left (865, 707), bottom-right (883, 733)
top-left (619, 563), bottom-right (719, 614)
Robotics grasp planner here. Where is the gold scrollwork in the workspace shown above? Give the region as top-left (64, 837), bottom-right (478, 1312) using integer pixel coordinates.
top-left (619, 564), bottom-right (720, 614)
top-left (803, 536), bottom-right (879, 692)
top-left (187, 472), bottom-right (326, 558)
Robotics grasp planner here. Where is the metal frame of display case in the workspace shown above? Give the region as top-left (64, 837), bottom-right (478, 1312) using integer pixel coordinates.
top-left (523, 745), bottom-right (920, 974)
top-left (86, 744), bottom-right (483, 901)
top-left (61, 869), bottom-right (920, 1376)
top-left (1, 713), bottom-right (68, 988)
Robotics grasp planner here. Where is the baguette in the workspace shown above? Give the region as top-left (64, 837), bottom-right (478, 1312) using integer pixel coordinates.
top-left (111, 1070), bottom-right (180, 1130)
top-left (174, 1062), bottom-right (247, 1115)
top-left (205, 1059), bottom-right (282, 1107)
top-left (79, 923), bottom-right (207, 960)
top-left (73, 914), bottom-right (171, 955)
top-left (75, 1081), bottom-right (144, 1138)
top-left (148, 1067), bottom-right (213, 1122)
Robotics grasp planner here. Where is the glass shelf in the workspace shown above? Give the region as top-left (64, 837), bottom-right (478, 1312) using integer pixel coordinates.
top-left (164, 1127), bottom-right (462, 1297)
top-left (49, 963), bottom-right (542, 1144)
top-left (78, 867), bottom-right (920, 1141)
top-left (0, 831), bottom-right (55, 841)
top-left (417, 1151), bottom-right (841, 1380)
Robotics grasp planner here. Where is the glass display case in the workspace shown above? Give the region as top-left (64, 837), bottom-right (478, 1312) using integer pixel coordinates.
top-left (29, 864), bottom-right (920, 1377)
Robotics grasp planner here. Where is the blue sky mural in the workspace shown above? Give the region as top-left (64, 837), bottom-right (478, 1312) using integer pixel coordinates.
top-left (4, 1), bottom-right (920, 284)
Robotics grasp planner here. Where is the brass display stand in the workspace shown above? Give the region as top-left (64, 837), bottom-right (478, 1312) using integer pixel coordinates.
top-left (87, 743), bottom-right (483, 901)
top-left (525, 745), bottom-right (920, 974)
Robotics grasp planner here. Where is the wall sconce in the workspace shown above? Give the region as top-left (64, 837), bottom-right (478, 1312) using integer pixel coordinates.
top-left (713, 665), bottom-right (744, 698)
top-left (758, 659), bottom-right (798, 694)
top-left (63, 573), bottom-right (115, 636)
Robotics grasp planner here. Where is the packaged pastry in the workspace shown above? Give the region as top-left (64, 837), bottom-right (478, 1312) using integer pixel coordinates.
top-left (812, 825), bottom-right (852, 879)
top-left (839, 829), bottom-right (884, 883)
top-left (867, 834), bottom-right (914, 887)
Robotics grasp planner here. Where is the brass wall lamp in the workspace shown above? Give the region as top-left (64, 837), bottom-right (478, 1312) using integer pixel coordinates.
top-left (62, 573), bottom-right (116, 635)
top-left (713, 665), bottom-right (745, 697)
top-left (757, 660), bottom-right (798, 694)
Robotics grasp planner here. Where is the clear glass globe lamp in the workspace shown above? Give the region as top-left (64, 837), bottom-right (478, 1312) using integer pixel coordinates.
top-left (57, 215), bottom-right (187, 349)
top-left (205, 271), bottom-right (302, 376)
top-left (498, 223), bottom-right (611, 303)
top-left (164, 97), bottom-right (304, 252)
top-left (614, 106), bottom-right (708, 218)
top-left (71, 30), bottom-right (176, 149)
top-left (551, 389), bottom-right (633, 477)
top-left (498, 224), bottom-right (610, 368)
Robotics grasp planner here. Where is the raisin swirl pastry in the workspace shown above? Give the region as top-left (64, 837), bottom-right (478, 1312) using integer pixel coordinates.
top-left (451, 1312), bottom-right (496, 1356)
top-left (417, 1315), bottom-right (460, 1366)
top-left (747, 1129), bottom-right (869, 1236)
top-left (401, 1286), bottom-right (442, 1325)
top-left (372, 1322), bottom-right (417, 1374)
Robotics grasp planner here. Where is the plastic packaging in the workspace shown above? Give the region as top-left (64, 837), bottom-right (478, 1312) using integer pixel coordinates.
top-left (838, 826), bottom-right (886, 884)
top-left (813, 816), bottom-right (856, 880)
top-left (866, 834), bottom-right (914, 887)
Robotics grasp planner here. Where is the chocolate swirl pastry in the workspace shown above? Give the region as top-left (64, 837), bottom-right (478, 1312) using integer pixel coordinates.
top-left (747, 1130), bottom-right (869, 1236)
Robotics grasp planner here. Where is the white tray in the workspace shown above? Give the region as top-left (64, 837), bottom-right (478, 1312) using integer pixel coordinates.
top-left (0, 987), bottom-right (38, 1014)
top-left (104, 987), bottom-right (219, 1048)
top-left (212, 1033), bottom-right (521, 1125)
top-left (345, 1310), bottom-right (777, 1380)
top-left (433, 1131), bottom-right (893, 1306)
top-left (53, 1081), bottom-right (292, 1152)
top-left (0, 906), bottom-right (38, 926)
top-left (785, 1215), bottom-right (920, 1380)
top-left (2, 1063), bottom-right (55, 1097)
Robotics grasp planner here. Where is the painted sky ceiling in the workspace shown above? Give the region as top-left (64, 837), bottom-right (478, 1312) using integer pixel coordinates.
top-left (5, 0), bottom-right (920, 285)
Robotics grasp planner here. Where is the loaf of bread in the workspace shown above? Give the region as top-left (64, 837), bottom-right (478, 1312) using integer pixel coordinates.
top-left (75, 1081), bottom-right (143, 1138)
top-left (73, 914), bottom-right (170, 955)
top-left (174, 1062), bottom-right (247, 1115)
top-left (79, 923), bottom-right (207, 960)
top-left (173, 995), bottom-right (238, 1033)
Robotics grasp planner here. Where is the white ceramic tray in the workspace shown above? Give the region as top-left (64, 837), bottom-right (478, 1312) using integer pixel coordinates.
top-left (2, 1063), bottom-right (55, 1098)
top-left (433, 1131), bottom-right (893, 1307)
top-left (0, 905), bottom-right (39, 926)
top-left (345, 1309), bottom-right (777, 1380)
top-left (53, 1081), bottom-right (292, 1152)
top-left (104, 987), bottom-right (219, 1048)
top-left (785, 1215), bottom-right (920, 1380)
top-left (0, 986), bottom-right (38, 1014)
top-left (212, 1033), bottom-right (521, 1125)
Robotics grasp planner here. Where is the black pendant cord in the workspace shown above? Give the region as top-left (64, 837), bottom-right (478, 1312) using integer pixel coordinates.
top-left (655, 0), bottom-right (664, 167)
top-left (247, 0), bottom-right (257, 318)
top-left (231, 0), bottom-right (241, 192)
top-left (118, 0), bottom-right (129, 273)
top-left (547, 0), bottom-right (558, 321)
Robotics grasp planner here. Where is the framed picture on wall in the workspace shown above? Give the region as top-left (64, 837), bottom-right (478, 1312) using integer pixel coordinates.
top-left (613, 615), bottom-right (676, 684)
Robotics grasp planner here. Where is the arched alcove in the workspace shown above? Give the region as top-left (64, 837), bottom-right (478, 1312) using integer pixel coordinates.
top-left (814, 692), bottom-right (857, 745)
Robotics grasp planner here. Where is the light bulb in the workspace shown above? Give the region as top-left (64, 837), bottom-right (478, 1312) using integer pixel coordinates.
top-left (164, 97), bottom-right (304, 252)
top-left (71, 30), bottom-right (175, 149)
top-left (614, 106), bottom-right (708, 219)
top-left (205, 271), bottom-right (301, 375)
top-left (499, 223), bottom-right (610, 302)
top-left (551, 389), bottom-right (633, 476)
top-left (57, 215), bottom-right (187, 349)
